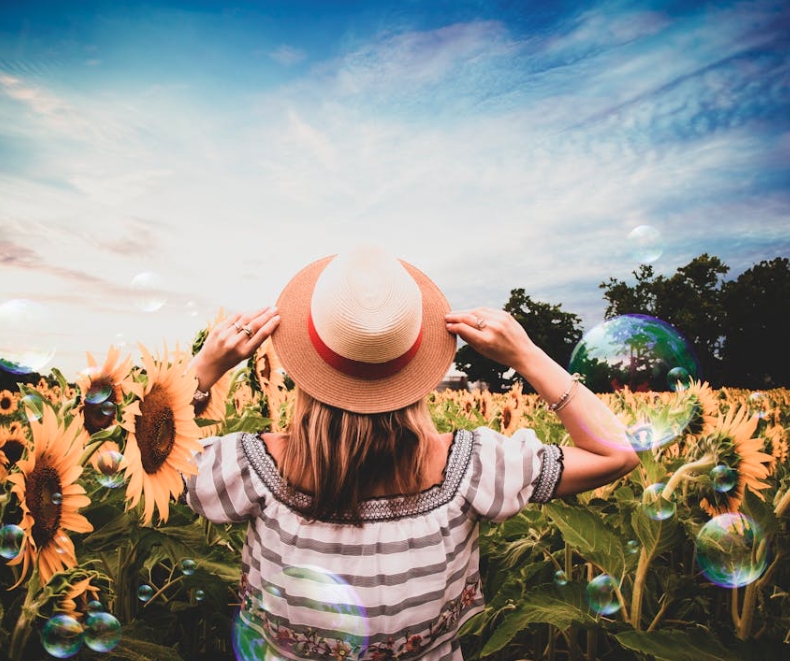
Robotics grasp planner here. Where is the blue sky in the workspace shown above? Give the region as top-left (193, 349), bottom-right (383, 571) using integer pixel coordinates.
top-left (0, 0), bottom-right (788, 378)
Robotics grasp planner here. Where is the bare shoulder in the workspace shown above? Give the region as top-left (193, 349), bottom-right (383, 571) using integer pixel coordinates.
top-left (259, 432), bottom-right (288, 465)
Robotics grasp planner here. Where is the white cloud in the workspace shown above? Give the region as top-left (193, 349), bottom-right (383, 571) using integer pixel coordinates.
top-left (269, 45), bottom-right (307, 66)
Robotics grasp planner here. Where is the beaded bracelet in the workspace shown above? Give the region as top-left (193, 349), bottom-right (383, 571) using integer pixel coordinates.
top-left (545, 373), bottom-right (582, 412)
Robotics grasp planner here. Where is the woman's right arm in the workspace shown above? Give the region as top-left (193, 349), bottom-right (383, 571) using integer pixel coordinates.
top-left (445, 308), bottom-right (640, 498)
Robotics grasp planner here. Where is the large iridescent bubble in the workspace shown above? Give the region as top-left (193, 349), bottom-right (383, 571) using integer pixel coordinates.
top-left (0, 299), bottom-right (57, 375)
top-left (695, 513), bottom-right (768, 588)
top-left (233, 565), bottom-right (368, 661)
top-left (569, 314), bottom-right (701, 450)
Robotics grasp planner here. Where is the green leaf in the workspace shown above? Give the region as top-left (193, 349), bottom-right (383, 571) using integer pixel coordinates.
top-left (544, 501), bottom-right (626, 578)
top-left (631, 506), bottom-right (679, 560)
top-left (615, 628), bottom-right (743, 661)
top-left (480, 583), bottom-right (594, 656)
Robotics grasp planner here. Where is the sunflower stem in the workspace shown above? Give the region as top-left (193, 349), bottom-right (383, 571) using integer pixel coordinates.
top-left (662, 455), bottom-right (716, 500)
top-left (630, 546), bottom-right (651, 630)
top-left (143, 574), bottom-right (186, 607)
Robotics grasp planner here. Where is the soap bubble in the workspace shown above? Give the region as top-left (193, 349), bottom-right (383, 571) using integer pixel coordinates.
top-left (95, 450), bottom-right (125, 488)
top-left (0, 299), bottom-right (57, 375)
top-left (641, 483), bottom-right (676, 520)
top-left (626, 540), bottom-right (640, 555)
top-left (710, 464), bottom-right (737, 493)
top-left (748, 392), bottom-right (769, 419)
top-left (194, 588), bottom-right (206, 601)
top-left (553, 570), bottom-right (568, 586)
top-left (627, 225), bottom-right (663, 264)
top-left (83, 611), bottom-right (122, 652)
top-left (0, 523), bottom-right (24, 560)
top-left (137, 584), bottom-right (154, 602)
top-left (185, 300), bottom-right (200, 317)
top-left (86, 600), bottom-right (104, 613)
top-left (180, 558), bottom-right (197, 575)
top-left (667, 366), bottom-right (692, 392)
top-left (131, 271), bottom-right (167, 312)
top-left (40, 614), bottom-right (84, 658)
top-left (235, 565), bottom-right (369, 659)
top-left (570, 315), bottom-right (700, 394)
top-left (696, 513), bottom-right (768, 588)
top-left (586, 574), bottom-right (621, 615)
top-left (570, 314), bottom-right (700, 449)
top-left (80, 368), bottom-right (112, 405)
top-left (21, 392), bottom-right (44, 422)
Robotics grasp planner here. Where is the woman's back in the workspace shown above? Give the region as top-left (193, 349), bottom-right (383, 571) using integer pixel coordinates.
top-left (188, 425), bottom-right (564, 660)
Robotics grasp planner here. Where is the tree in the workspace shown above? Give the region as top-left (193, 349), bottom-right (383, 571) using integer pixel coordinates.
top-left (720, 257), bottom-right (790, 388)
top-left (454, 289), bottom-right (583, 392)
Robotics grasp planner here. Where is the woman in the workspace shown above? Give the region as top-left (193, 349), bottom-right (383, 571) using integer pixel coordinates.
top-left (186, 244), bottom-right (639, 661)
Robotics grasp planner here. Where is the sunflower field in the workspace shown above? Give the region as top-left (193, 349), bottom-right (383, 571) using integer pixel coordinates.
top-left (0, 320), bottom-right (789, 660)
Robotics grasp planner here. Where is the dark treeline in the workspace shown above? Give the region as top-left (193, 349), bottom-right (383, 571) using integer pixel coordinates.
top-left (2, 254), bottom-right (788, 394)
top-left (455, 254), bottom-right (790, 392)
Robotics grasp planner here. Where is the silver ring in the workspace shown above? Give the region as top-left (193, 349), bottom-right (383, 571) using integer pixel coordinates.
top-left (475, 315), bottom-right (486, 330)
top-left (242, 325), bottom-right (253, 338)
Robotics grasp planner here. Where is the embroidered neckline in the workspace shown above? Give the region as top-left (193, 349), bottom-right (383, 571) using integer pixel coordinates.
top-left (241, 429), bottom-right (475, 522)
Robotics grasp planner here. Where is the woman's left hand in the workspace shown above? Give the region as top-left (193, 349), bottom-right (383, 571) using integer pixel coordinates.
top-left (191, 306), bottom-right (280, 391)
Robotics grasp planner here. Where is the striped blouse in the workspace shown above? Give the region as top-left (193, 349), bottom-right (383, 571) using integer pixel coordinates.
top-left (185, 426), bottom-right (563, 661)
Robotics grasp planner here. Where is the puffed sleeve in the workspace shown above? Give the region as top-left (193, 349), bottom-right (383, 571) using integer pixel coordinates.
top-left (463, 426), bottom-right (564, 522)
top-left (185, 432), bottom-right (268, 523)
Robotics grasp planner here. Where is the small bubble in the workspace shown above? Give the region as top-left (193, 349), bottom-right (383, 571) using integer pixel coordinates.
top-left (641, 483), bottom-right (676, 520)
top-left (185, 300), bottom-right (199, 317)
top-left (710, 464), bottom-right (737, 493)
top-left (696, 513), bottom-right (768, 588)
top-left (586, 574), bottom-right (621, 615)
top-left (627, 225), bottom-right (663, 264)
top-left (131, 271), bottom-right (167, 312)
top-left (83, 611), bottom-right (122, 653)
top-left (626, 540), bottom-right (640, 555)
top-left (86, 600), bottom-right (104, 613)
top-left (194, 588), bottom-right (206, 601)
top-left (667, 366), bottom-right (691, 392)
top-left (553, 570), bottom-right (568, 586)
top-left (0, 523), bottom-right (24, 560)
top-left (137, 584), bottom-right (154, 602)
top-left (53, 532), bottom-right (70, 554)
top-left (95, 450), bottom-right (125, 488)
top-left (180, 558), bottom-right (197, 576)
top-left (51, 492), bottom-right (63, 505)
top-left (40, 614), bottom-right (84, 658)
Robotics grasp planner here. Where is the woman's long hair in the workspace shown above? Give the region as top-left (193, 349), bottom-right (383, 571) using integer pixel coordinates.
top-left (281, 389), bottom-right (437, 521)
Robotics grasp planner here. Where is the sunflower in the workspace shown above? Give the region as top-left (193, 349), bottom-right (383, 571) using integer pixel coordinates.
top-left (252, 338), bottom-right (287, 430)
top-left (77, 345), bottom-right (142, 436)
top-left (121, 344), bottom-right (203, 525)
top-left (679, 380), bottom-right (720, 439)
top-left (6, 407), bottom-right (92, 588)
top-left (499, 382), bottom-right (525, 436)
top-left (0, 389), bottom-right (19, 416)
top-left (0, 422), bottom-right (29, 481)
top-left (57, 574), bottom-right (101, 618)
top-left (694, 404), bottom-right (774, 517)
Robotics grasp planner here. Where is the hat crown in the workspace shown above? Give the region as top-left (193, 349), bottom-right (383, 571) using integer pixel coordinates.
top-left (310, 245), bottom-right (422, 364)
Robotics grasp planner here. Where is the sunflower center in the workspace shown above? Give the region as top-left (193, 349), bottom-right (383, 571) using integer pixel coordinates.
top-left (1, 439), bottom-right (24, 466)
top-left (137, 385), bottom-right (176, 474)
top-left (27, 464), bottom-right (62, 547)
top-left (0, 395), bottom-right (14, 412)
top-left (83, 380), bottom-right (118, 436)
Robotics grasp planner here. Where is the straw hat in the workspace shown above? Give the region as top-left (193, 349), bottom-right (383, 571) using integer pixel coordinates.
top-left (271, 244), bottom-right (457, 413)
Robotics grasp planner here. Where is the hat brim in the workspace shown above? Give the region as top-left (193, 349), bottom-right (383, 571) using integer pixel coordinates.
top-left (271, 254), bottom-right (457, 414)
